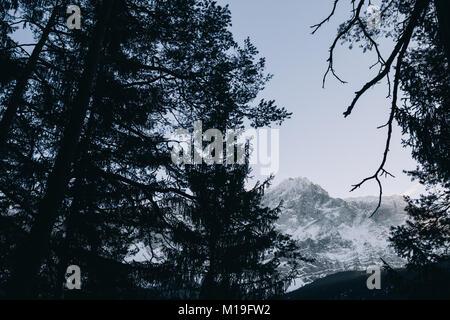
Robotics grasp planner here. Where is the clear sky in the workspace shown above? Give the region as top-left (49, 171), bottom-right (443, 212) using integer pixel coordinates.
top-left (218, 0), bottom-right (422, 198)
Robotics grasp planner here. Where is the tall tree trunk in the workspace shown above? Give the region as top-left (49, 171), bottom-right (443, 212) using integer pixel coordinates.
top-left (54, 111), bottom-right (96, 299)
top-left (54, 168), bottom-right (87, 299)
top-left (0, 5), bottom-right (58, 153)
top-left (434, 0), bottom-right (450, 65)
top-left (6, 0), bottom-right (115, 299)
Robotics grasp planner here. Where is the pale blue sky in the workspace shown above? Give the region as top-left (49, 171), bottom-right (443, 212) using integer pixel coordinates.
top-left (218, 0), bottom-right (422, 198)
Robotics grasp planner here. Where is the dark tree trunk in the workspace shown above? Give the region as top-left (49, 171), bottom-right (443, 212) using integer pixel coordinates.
top-left (434, 0), bottom-right (450, 65)
top-left (54, 175), bottom-right (85, 299)
top-left (6, 1), bottom-right (115, 298)
top-left (0, 6), bottom-right (58, 152)
top-left (54, 119), bottom-right (97, 299)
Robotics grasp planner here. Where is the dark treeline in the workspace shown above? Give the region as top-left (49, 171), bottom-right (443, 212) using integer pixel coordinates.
top-left (0, 0), bottom-right (305, 299)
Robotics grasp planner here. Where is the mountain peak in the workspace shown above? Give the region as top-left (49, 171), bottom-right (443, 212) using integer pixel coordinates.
top-left (273, 177), bottom-right (329, 197)
top-left (287, 176), bottom-right (312, 184)
top-left (262, 176), bottom-right (407, 291)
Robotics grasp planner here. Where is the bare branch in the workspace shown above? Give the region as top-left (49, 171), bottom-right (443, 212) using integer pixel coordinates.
top-left (322, 0), bottom-right (366, 87)
top-left (343, 0), bottom-right (430, 117)
top-left (310, 0), bottom-right (340, 34)
top-left (350, 21), bottom-right (411, 217)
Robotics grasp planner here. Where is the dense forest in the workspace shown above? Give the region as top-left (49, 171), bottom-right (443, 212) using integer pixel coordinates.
top-left (0, 0), bottom-right (303, 299)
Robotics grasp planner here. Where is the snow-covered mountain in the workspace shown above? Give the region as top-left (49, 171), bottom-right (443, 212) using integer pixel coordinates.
top-left (262, 177), bottom-right (407, 291)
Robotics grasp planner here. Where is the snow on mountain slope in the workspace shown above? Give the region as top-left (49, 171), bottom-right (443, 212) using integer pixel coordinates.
top-left (262, 177), bottom-right (407, 291)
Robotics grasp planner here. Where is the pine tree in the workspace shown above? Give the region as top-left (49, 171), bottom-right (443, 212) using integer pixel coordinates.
top-left (387, 0), bottom-right (449, 269)
top-left (156, 9), bottom-right (304, 297)
top-left (172, 165), bottom-right (305, 299)
top-left (6, 0), bottom-right (117, 298)
top-left (1, 0), bottom-right (306, 299)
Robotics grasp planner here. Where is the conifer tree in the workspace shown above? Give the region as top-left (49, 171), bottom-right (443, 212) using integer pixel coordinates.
top-left (1, 0), bottom-right (306, 299)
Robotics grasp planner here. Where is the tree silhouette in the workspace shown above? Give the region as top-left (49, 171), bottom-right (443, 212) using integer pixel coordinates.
top-left (314, 0), bottom-right (448, 215)
top-left (1, 0), bottom-right (305, 299)
top-left (158, 33), bottom-right (303, 298)
top-left (315, 0), bottom-right (449, 271)
top-left (0, 1), bottom-right (65, 153)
